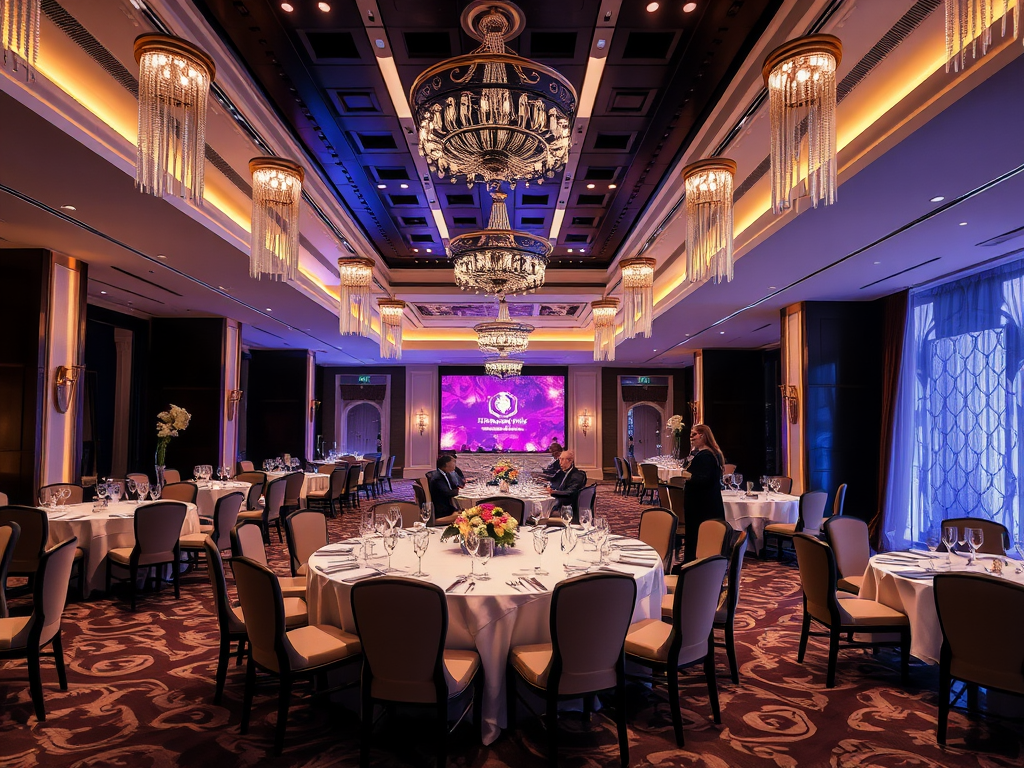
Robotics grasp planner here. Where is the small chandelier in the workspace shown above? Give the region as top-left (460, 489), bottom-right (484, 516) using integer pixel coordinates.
top-left (2, 0), bottom-right (40, 74)
top-left (485, 355), bottom-right (523, 380)
top-left (410, 0), bottom-right (576, 187)
top-left (249, 157), bottom-right (303, 281)
top-left (134, 34), bottom-right (215, 205)
top-left (377, 298), bottom-right (405, 360)
top-left (683, 158), bottom-right (736, 285)
top-left (475, 299), bottom-right (534, 355)
top-left (945, 0), bottom-right (1019, 72)
top-left (762, 35), bottom-right (842, 214)
top-left (592, 297), bottom-right (618, 362)
top-left (338, 256), bottom-right (375, 337)
top-left (620, 257), bottom-right (656, 340)
top-left (450, 191), bottom-right (550, 297)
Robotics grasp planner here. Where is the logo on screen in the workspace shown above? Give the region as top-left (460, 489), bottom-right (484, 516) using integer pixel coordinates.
top-left (488, 392), bottom-right (518, 418)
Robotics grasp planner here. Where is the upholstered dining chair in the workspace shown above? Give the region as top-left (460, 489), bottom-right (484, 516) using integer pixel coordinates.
top-left (938, 517), bottom-right (1010, 555)
top-left (507, 572), bottom-right (636, 768)
top-left (665, 518), bottom-right (734, 594)
top-left (619, 460), bottom-right (638, 497)
top-left (822, 516), bottom-right (871, 595)
top-left (358, 459), bottom-right (379, 501)
top-left (161, 481), bottom-right (198, 505)
top-left (765, 475), bottom-right (792, 494)
top-left (284, 511), bottom-right (328, 577)
top-left (237, 460), bottom-right (255, 474)
top-left (126, 472), bottom-right (150, 489)
top-left (380, 455), bottom-right (396, 493)
top-left (105, 501), bottom-right (187, 610)
top-left (232, 556), bottom-right (361, 754)
top-left (638, 507), bottom-right (677, 575)
top-left (471, 496), bottom-right (526, 525)
top-left (0, 492), bottom-right (7, 506)
top-left (613, 457), bottom-right (625, 494)
top-left (234, 471), bottom-right (267, 510)
top-left (305, 467), bottom-right (347, 518)
top-left (713, 531), bottom-right (748, 684)
top-left (237, 475), bottom-right (286, 543)
top-left (830, 483), bottom-right (847, 518)
top-left (316, 463), bottom-right (335, 475)
top-left (370, 501), bottom-right (425, 529)
top-left (230, 521), bottom-right (307, 599)
top-left (180, 491), bottom-right (244, 563)
top-left (638, 464), bottom-right (661, 505)
top-left (664, 484), bottom-right (686, 557)
top-left (625, 555), bottom-right (728, 747)
top-left (762, 490), bottom-right (828, 559)
top-left (341, 463), bottom-right (362, 510)
top-left (577, 483), bottom-right (597, 518)
top-left (412, 482), bottom-right (430, 521)
top-left (38, 483), bottom-right (84, 505)
top-left (281, 472), bottom-right (305, 518)
top-left (793, 534), bottom-right (910, 688)
top-left (0, 521), bottom-right (20, 618)
top-left (351, 576), bottom-right (482, 768)
top-left (162, 468), bottom-right (182, 484)
top-left (0, 505), bottom-right (84, 599)
top-left (0, 536), bottom-right (78, 721)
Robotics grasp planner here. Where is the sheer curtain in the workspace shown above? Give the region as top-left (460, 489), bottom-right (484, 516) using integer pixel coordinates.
top-left (882, 260), bottom-right (1024, 550)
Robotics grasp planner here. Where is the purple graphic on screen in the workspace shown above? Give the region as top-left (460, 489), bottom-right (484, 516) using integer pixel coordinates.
top-left (440, 375), bottom-right (565, 452)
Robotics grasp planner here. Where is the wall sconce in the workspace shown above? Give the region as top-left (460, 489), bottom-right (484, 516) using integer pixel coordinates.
top-left (54, 365), bottom-right (85, 414)
top-left (226, 389), bottom-right (243, 420)
top-left (309, 399), bottom-right (321, 422)
top-left (416, 409), bottom-right (428, 436)
top-left (780, 385), bottom-right (799, 424)
top-left (688, 400), bottom-right (700, 425)
top-left (578, 409), bottom-right (592, 437)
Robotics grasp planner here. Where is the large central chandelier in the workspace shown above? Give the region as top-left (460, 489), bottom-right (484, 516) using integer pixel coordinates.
top-left (485, 355), bottom-right (523, 380)
top-left (410, 1), bottom-right (577, 187)
top-left (449, 191), bottom-right (551, 297)
top-left (475, 299), bottom-right (533, 355)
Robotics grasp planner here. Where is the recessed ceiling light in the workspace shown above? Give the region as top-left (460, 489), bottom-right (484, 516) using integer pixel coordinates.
top-left (719, 330), bottom-right (725, 334)
top-left (683, 2), bottom-right (697, 11)
top-left (218, 285), bottom-right (226, 290)
top-left (377, 183), bottom-right (386, 189)
top-left (413, 248), bottom-right (419, 252)
top-left (100, 290), bottom-right (107, 294)
top-left (930, 196), bottom-right (945, 202)
top-left (873, 261), bottom-right (881, 265)
top-left (426, 248), bottom-right (432, 253)
top-left (579, 249), bottom-right (585, 253)
top-left (653, 348), bottom-right (657, 351)
top-left (317, 1), bottom-right (330, 11)
top-left (157, 253), bottom-right (167, 259)
top-left (959, 221), bottom-right (968, 226)
top-left (768, 286), bottom-right (777, 289)
top-left (400, 183), bottom-right (409, 189)
top-left (60, 204), bottom-right (76, 211)
top-left (266, 308), bottom-right (273, 311)
top-left (586, 183), bottom-right (595, 189)
top-left (280, 2), bottom-right (294, 10)
top-left (568, 248), bottom-right (574, 253)
top-left (608, 184), bottom-right (616, 189)
top-left (646, 1), bottom-right (659, 10)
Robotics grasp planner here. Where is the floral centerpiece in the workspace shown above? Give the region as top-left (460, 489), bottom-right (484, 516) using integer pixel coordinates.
top-left (440, 503), bottom-right (519, 549)
top-left (666, 414), bottom-right (685, 460)
top-left (487, 460), bottom-right (519, 486)
top-left (155, 404), bottom-right (191, 484)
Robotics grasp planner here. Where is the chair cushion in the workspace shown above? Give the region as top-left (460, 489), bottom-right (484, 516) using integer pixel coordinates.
top-left (444, 649), bottom-right (481, 696)
top-left (280, 575), bottom-right (306, 599)
top-left (661, 593), bottom-right (673, 620)
top-left (837, 597), bottom-right (909, 627)
top-left (296, 563), bottom-right (309, 577)
top-left (179, 533), bottom-right (210, 549)
top-left (285, 624), bottom-right (361, 671)
top-left (664, 574), bottom-right (677, 594)
top-left (837, 575), bottom-right (864, 595)
top-left (305, 489), bottom-right (328, 500)
top-left (510, 643), bottom-right (552, 688)
top-left (0, 616), bottom-right (32, 650)
top-left (231, 597), bottom-right (308, 629)
top-left (199, 524), bottom-right (214, 534)
top-left (624, 618), bottom-right (672, 663)
top-left (763, 522), bottom-right (797, 535)
top-left (108, 545), bottom-right (177, 566)
top-left (236, 510), bottom-right (264, 521)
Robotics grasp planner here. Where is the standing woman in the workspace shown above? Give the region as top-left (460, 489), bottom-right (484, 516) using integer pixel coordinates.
top-left (682, 424), bottom-right (727, 563)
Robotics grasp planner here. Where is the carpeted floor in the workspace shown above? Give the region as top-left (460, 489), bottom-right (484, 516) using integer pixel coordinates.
top-left (1, 480), bottom-right (1021, 767)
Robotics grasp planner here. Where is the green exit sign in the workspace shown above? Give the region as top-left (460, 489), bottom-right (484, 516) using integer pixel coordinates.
top-left (358, 375), bottom-right (371, 384)
top-left (638, 376), bottom-right (651, 385)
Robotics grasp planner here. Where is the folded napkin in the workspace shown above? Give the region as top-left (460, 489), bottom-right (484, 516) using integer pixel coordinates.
top-left (318, 545), bottom-right (355, 554)
top-left (889, 569), bottom-right (934, 580)
top-left (341, 571), bottom-right (380, 584)
top-left (320, 562), bottom-right (362, 574)
top-left (617, 556), bottom-right (660, 567)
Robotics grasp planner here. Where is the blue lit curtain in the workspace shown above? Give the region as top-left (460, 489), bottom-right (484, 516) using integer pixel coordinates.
top-left (882, 259), bottom-right (1024, 550)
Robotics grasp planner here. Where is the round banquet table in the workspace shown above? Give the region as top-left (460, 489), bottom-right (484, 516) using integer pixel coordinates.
top-left (456, 480), bottom-right (558, 522)
top-left (305, 529), bottom-right (665, 745)
top-left (722, 490), bottom-right (799, 553)
top-left (43, 500), bottom-right (200, 595)
top-left (265, 471), bottom-right (330, 503)
top-left (194, 480), bottom-right (251, 519)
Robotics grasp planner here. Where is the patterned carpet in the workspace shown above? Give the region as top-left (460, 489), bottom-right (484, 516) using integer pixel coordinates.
top-left (1, 480), bottom-right (1021, 767)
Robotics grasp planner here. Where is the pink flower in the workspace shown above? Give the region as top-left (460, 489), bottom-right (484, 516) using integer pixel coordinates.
top-left (481, 509), bottom-right (494, 522)
top-left (479, 503), bottom-right (495, 512)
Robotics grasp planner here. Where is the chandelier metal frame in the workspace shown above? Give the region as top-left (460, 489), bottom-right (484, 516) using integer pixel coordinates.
top-left (475, 298), bottom-right (534, 355)
top-left (485, 355), bottom-right (524, 380)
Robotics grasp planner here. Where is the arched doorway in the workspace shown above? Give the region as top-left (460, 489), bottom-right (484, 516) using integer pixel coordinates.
top-left (627, 403), bottom-right (663, 462)
top-left (343, 402), bottom-right (382, 455)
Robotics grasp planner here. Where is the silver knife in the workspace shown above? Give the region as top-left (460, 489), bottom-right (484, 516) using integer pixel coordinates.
top-left (445, 577), bottom-right (468, 593)
top-left (528, 576), bottom-right (548, 591)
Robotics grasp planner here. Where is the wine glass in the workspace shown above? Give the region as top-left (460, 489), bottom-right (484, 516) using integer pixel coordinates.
top-left (95, 482), bottom-right (109, 507)
top-left (420, 502), bottom-right (433, 527)
top-left (924, 528), bottom-right (940, 571)
top-left (412, 528), bottom-right (430, 577)
top-left (532, 527), bottom-right (548, 575)
top-left (968, 528), bottom-right (984, 567)
top-left (733, 473), bottom-right (744, 493)
top-left (722, 473), bottom-right (733, 491)
top-left (109, 480), bottom-right (124, 503)
top-left (136, 480), bottom-right (150, 502)
top-left (770, 478), bottom-right (782, 496)
top-left (760, 475), bottom-right (768, 494)
top-left (381, 528), bottom-right (399, 573)
top-left (360, 510), bottom-right (377, 560)
top-left (465, 529), bottom-right (480, 579)
top-left (579, 508), bottom-right (593, 531)
top-left (958, 527), bottom-right (970, 563)
top-left (39, 488), bottom-right (54, 509)
top-left (561, 505), bottom-right (574, 526)
top-left (560, 525), bottom-right (577, 557)
top-left (194, 465), bottom-right (202, 482)
top-left (387, 506), bottom-right (402, 531)
top-left (150, 483), bottom-right (162, 501)
top-left (476, 537), bottom-right (494, 580)
top-left (594, 517), bottom-right (610, 565)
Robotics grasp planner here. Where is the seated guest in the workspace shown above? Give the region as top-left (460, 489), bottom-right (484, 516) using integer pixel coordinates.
top-left (427, 455), bottom-right (462, 518)
top-left (539, 442), bottom-right (564, 480)
top-left (446, 452), bottom-right (467, 488)
top-left (548, 449), bottom-right (587, 512)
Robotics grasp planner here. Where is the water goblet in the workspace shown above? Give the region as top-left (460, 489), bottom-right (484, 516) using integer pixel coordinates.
top-left (387, 506), bottom-right (402, 530)
top-left (593, 517), bottom-right (610, 565)
top-left (39, 488), bottom-right (54, 509)
top-left (136, 480), bottom-right (150, 502)
top-left (465, 530), bottom-right (480, 579)
top-left (194, 466), bottom-right (202, 483)
top-left (420, 502), bottom-right (433, 527)
top-left (125, 478), bottom-right (137, 503)
top-left (150, 483), bottom-right (162, 501)
top-left (381, 528), bottom-right (399, 573)
top-left (561, 505), bottom-right (574, 526)
top-left (560, 525), bottom-right (577, 557)
top-left (770, 478), bottom-right (782, 496)
top-left (968, 528), bottom-right (984, 567)
top-left (412, 528), bottom-right (430, 577)
top-left (579, 508), bottom-right (593, 531)
top-left (360, 510), bottom-right (377, 559)
top-left (95, 482), bottom-right (109, 508)
top-left (733, 473), bottom-right (744, 493)
top-left (924, 529), bottom-right (940, 570)
top-left (722, 473), bottom-right (733, 491)
top-left (109, 480), bottom-right (124, 503)
top-left (532, 527), bottom-right (549, 575)
top-left (476, 537), bottom-right (494, 580)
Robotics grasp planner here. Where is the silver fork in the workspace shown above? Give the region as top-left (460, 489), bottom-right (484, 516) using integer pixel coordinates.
top-left (506, 580), bottom-right (523, 591)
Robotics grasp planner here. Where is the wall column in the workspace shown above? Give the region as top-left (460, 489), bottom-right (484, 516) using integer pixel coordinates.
top-left (405, 365), bottom-right (438, 479)
top-left (568, 366), bottom-right (601, 476)
top-left (220, 319), bottom-right (242, 470)
top-left (780, 303), bottom-right (807, 495)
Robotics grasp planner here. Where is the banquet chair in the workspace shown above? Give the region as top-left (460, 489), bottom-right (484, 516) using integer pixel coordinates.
top-left (473, 496), bottom-right (526, 525)
top-left (938, 517), bottom-right (1010, 555)
top-left (162, 468), bottom-right (182, 484)
top-left (762, 490), bottom-right (828, 560)
top-left (830, 483), bottom-right (847, 518)
top-left (281, 471), bottom-right (305, 517)
top-left (0, 521), bottom-right (20, 618)
top-left (235, 471), bottom-right (268, 510)
top-left (237, 475), bottom-right (286, 543)
top-left (793, 534), bottom-right (909, 688)
top-left (340, 454), bottom-right (356, 463)
top-left (658, 484), bottom-right (673, 512)
top-left (38, 483), bottom-right (84, 505)
top-left (371, 501), bottom-right (422, 529)
top-left (507, 572), bottom-right (635, 768)
top-left (230, 521), bottom-right (307, 599)
top-left (341, 463), bottom-right (362, 510)
top-left (638, 507), bottom-right (677, 575)
top-left (0, 536), bottom-right (78, 721)
top-left (126, 472), bottom-right (149, 488)
top-left (180, 491), bottom-right (244, 562)
top-left (668, 476), bottom-right (688, 488)
top-left (161, 481), bottom-right (198, 505)
top-left (413, 482), bottom-right (430, 521)
top-left (577, 484), bottom-right (597, 519)
top-left (666, 519), bottom-right (735, 595)
top-left (0, 492), bottom-right (7, 506)
top-left (613, 457), bottom-right (625, 494)
top-left (237, 461), bottom-right (254, 474)
top-left (822, 516), bottom-right (871, 595)
top-left (351, 576), bottom-right (481, 768)
top-left (765, 476), bottom-right (792, 494)
top-left (316, 463), bottom-right (335, 474)
top-left (284, 511), bottom-right (329, 577)
top-left (233, 556), bottom-right (361, 755)
top-left (664, 484), bottom-right (687, 557)
top-left (105, 502), bottom-right (188, 611)
top-left (713, 531), bottom-right (748, 684)
top-left (305, 467), bottom-right (347, 518)
top-left (625, 556), bottom-right (728, 747)
top-left (380, 455), bottom-right (396, 493)
top-left (358, 459), bottom-right (379, 501)
top-left (933, 572), bottom-right (1024, 744)
top-left (0, 505), bottom-right (84, 599)
top-left (619, 459), bottom-right (638, 497)
top-left (638, 464), bottom-right (661, 505)
top-left (722, 464), bottom-right (737, 476)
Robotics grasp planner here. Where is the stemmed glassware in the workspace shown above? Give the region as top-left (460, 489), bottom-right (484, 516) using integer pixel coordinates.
top-left (386, 506), bottom-right (403, 531)
top-left (95, 482), bottom-right (109, 508)
top-left (420, 502), bottom-right (433, 527)
top-left (194, 465), bottom-right (202, 482)
top-left (561, 505), bottom-right (574, 526)
top-left (136, 479), bottom-right (150, 503)
top-left (126, 478), bottom-right (137, 502)
top-left (360, 510), bottom-right (377, 561)
top-left (150, 482), bottom-right (162, 500)
top-left (560, 525), bottom-right (577, 558)
top-left (532, 527), bottom-right (548, 575)
top-left (476, 538), bottom-right (494, 580)
top-left (465, 530), bottom-right (480, 580)
top-left (381, 528), bottom-right (399, 573)
top-left (39, 488), bottom-right (55, 509)
top-left (108, 480), bottom-right (124, 503)
top-left (967, 528), bottom-right (984, 567)
top-left (412, 528), bottom-right (430, 577)
top-left (722, 473), bottom-right (733, 492)
top-left (733, 473), bottom-right (743, 493)
top-left (579, 508), bottom-right (593, 531)
top-left (593, 517), bottom-right (610, 565)
top-left (760, 475), bottom-right (769, 496)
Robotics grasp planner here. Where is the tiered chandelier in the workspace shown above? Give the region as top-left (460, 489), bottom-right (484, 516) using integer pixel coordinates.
top-left (450, 191), bottom-right (551, 297)
top-left (377, 298), bottom-right (405, 360)
top-left (2, 0), bottom-right (40, 74)
top-left (945, 0), bottom-right (1019, 72)
top-left (134, 34), bottom-right (215, 205)
top-left (485, 356), bottom-right (524, 380)
top-left (763, 35), bottom-right (841, 214)
top-left (337, 257), bottom-right (374, 337)
top-left (592, 298), bottom-right (619, 362)
top-left (475, 299), bottom-right (533, 355)
top-left (683, 158), bottom-right (736, 285)
top-left (620, 257), bottom-right (656, 340)
top-left (249, 157), bottom-right (303, 281)
top-left (410, 1), bottom-right (577, 188)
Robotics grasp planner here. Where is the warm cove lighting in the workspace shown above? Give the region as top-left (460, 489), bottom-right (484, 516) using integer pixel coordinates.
top-left (1, 0), bottom-right (40, 73)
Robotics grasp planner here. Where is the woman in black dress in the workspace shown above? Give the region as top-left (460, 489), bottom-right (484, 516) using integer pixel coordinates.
top-left (682, 423), bottom-right (727, 563)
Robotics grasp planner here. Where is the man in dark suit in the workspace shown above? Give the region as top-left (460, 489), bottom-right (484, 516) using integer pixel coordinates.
top-left (428, 455), bottom-right (462, 520)
top-left (447, 452), bottom-right (467, 488)
top-left (539, 442), bottom-right (564, 481)
top-left (548, 449), bottom-right (587, 515)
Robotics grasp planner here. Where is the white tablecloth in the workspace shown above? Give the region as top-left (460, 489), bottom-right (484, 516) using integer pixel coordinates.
top-left (265, 471), bottom-right (330, 503)
top-left (195, 481), bottom-right (251, 519)
top-left (305, 530), bottom-right (665, 745)
top-left (44, 501), bottom-right (200, 595)
top-left (722, 491), bottom-right (799, 553)
top-left (456, 481), bottom-right (558, 523)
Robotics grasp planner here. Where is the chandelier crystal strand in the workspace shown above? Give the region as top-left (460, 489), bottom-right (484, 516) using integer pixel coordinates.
top-left (945, 0), bottom-right (1018, 72)
top-left (683, 158), bottom-right (736, 285)
top-left (377, 299), bottom-right (405, 360)
top-left (762, 35), bottom-right (841, 214)
top-left (591, 298), bottom-right (619, 362)
top-left (248, 158), bottom-right (303, 281)
top-left (134, 35), bottom-right (215, 205)
top-left (485, 355), bottom-right (523, 380)
top-left (475, 299), bottom-right (534, 354)
top-left (1, 0), bottom-right (40, 75)
top-left (337, 257), bottom-right (375, 337)
top-left (620, 257), bottom-right (656, 340)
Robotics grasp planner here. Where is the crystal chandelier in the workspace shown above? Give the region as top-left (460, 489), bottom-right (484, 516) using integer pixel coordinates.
top-left (134, 34), bottom-right (215, 205)
top-left (249, 157), bottom-right (303, 281)
top-left (1, 0), bottom-right (40, 74)
top-left (683, 158), bottom-right (736, 285)
top-left (762, 35), bottom-right (842, 214)
top-left (338, 257), bottom-right (375, 337)
top-left (620, 257), bottom-right (656, 340)
top-left (592, 298), bottom-right (618, 362)
top-left (377, 298), bottom-right (405, 360)
top-left (475, 299), bottom-right (533, 355)
top-left (450, 191), bottom-right (551, 297)
top-left (485, 355), bottom-right (523, 380)
top-left (410, 1), bottom-right (576, 187)
top-left (946, 0), bottom-right (1019, 72)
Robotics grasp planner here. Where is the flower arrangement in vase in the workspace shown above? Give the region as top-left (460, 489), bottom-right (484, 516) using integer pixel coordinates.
top-left (666, 414), bottom-right (685, 459)
top-left (440, 503), bottom-right (519, 549)
top-left (488, 460), bottom-right (519, 487)
top-left (155, 404), bottom-right (191, 484)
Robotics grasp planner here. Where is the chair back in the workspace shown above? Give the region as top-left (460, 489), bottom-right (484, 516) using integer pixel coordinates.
top-left (0, 521), bottom-right (21, 617)
top-left (363, 459), bottom-right (380, 485)
top-left (664, 486), bottom-right (686, 523)
top-left (621, 460), bottom-right (633, 484)
top-left (283, 472), bottom-right (305, 507)
top-left (39, 483), bottom-right (85, 505)
top-left (793, 534), bottom-right (839, 625)
top-left (0, 492), bottom-right (7, 506)
top-left (317, 463), bottom-right (335, 475)
top-left (231, 556), bottom-right (288, 674)
top-left (638, 507), bottom-right (676, 574)
top-left (384, 455), bottom-right (396, 479)
top-left (822, 516), bottom-right (870, 580)
top-left (720, 531), bottom-right (748, 622)
top-left (285, 511), bottom-right (329, 576)
top-left (265, 476), bottom-right (287, 523)
top-left (351, 576), bottom-right (448, 704)
top-left (210, 492), bottom-right (244, 551)
top-left (27, 536), bottom-right (79, 647)
top-left (370, 501), bottom-right (421, 529)
top-left (415, 476), bottom-right (432, 503)
top-left (722, 463), bottom-right (737, 476)
top-left (0, 505), bottom-right (48, 576)
top-left (126, 472), bottom-right (149, 487)
top-left (577, 484), bottom-right (597, 516)
top-left (413, 482), bottom-right (428, 512)
top-left (328, 467), bottom-right (348, 499)
top-left (237, 460), bottom-right (255, 473)
top-left (666, 555), bottom-right (728, 666)
top-left (473, 496), bottom-right (525, 525)
top-left (204, 536), bottom-right (243, 634)
top-left (161, 481), bottom-right (198, 504)
top-left (934, 573), bottom-right (1024, 694)
top-left (343, 463), bottom-right (361, 496)
top-left (668, 476), bottom-right (687, 488)
top-left (939, 517), bottom-right (1010, 554)
top-left (695, 519), bottom-right (735, 560)
top-left (133, 502), bottom-right (188, 565)
top-left (831, 483), bottom-right (847, 517)
top-left (639, 463), bottom-right (660, 489)
top-left (796, 490), bottom-right (829, 536)
top-left (231, 521), bottom-right (269, 566)
top-left (767, 475), bottom-right (792, 494)
top-left (613, 457), bottom-right (624, 482)
top-left (340, 455), bottom-right (356, 463)
top-left (549, 573), bottom-right (636, 695)
top-left (163, 469), bottom-right (182, 484)
top-left (235, 472), bottom-right (267, 509)
top-left (658, 484), bottom-right (672, 512)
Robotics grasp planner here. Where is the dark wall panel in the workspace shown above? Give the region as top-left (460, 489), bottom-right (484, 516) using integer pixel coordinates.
top-left (248, 350), bottom-right (309, 466)
top-left (701, 350), bottom-right (773, 482)
top-left (319, 365), bottom-right (406, 475)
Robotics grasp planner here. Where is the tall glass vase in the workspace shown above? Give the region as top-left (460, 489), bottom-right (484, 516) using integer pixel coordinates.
top-left (672, 433), bottom-right (683, 460)
top-left (154, 464), bottom-right (166, 489)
